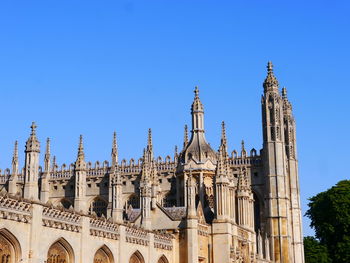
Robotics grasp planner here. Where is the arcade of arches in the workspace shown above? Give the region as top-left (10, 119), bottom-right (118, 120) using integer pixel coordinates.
top-left (0, 228), bottom-right (170, 263)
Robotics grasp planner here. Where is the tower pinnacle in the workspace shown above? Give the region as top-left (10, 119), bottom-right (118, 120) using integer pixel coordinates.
top-left (263, 61), bottom-right (279, 92)
top-left (111, 131), bottom-right (118, 166)
top-left (25, 122), bottom-right (40, 153)
top-left (183, 125), bottom-right (188, 148)
top-left (75, 135), bottom-right (86, 170)
top-left (12, 140), bottom-right (18, 175)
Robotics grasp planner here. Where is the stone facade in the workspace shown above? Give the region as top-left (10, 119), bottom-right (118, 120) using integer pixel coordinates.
top-left (0, 62), bottom-right (304, 263)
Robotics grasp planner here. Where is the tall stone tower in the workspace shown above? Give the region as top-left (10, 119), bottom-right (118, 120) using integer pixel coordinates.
top-left (262, 62), bottom-right (303, 263)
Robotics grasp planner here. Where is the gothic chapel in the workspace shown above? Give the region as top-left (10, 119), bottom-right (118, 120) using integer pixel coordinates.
top-left (0, 63), bottom-right (304, 263)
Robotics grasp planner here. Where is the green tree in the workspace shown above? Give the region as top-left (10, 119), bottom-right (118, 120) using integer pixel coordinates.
top-left (304, 236), bottom-right (330, 263)
top-left (306, 180), bottom-right (350, 263)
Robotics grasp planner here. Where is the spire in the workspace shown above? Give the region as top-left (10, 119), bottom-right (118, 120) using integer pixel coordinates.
top-left (44, 138), bottom-right (51, 172)
top-left (12, 141), bottom-right (18, 175)
top-left (25, 122), bottom-right (40, 153)
top-left (144, 129), bottom-right (154, 163)
top-left (75, 135), bottom-right (86, 170)
top-left (263, 61), bottom-right (279, 93)
top-left (111, 131), bottom-right (118, 167)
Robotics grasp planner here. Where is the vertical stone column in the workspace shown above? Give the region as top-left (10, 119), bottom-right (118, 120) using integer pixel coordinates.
top-left (29, 204), bottom-right (43, 263)
top-left (186, 173), bottom-right (198, 263)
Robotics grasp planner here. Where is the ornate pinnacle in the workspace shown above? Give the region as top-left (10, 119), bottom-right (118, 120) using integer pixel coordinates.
top-left (241, 140), bottom-right (245, 151)
top-left (183, 125), bottom-right (188, 148)
top-left (30, 122), bottom-right (37, 136)
top-left (75, 135), bottom-right (86, 170)
top-left (194, 86), bottom-right (199, 98)
top-left (263, 61), bottom-right (279, 92)
top-left (148, 128), bottom-right (152, 148)
top-left (282, 87), bottom-right (288, 99)
top-left (13, 140), bottom-right (18, 161)
top-left (78, 135), bottom-right (84, 157)
top-left (45, 138), bottom-right (51, 155)
top-left (221, 121), bottom-right (227, 146)
top-left (112, 131), bottom-right (118, 166)
top-left (267, 61), bottom-right (273, 73)
top-left (44, 138), bottom-right (51, 172)
top-left (191, 86), bottom-right (204, 113)
top-left (12, 141), bottom-right (19, 176)
top-left (25, 122), bottom-right (40, 153)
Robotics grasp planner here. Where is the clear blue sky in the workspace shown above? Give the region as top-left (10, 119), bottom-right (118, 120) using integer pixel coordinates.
top-left (0, 1), bottom-right (349, 236)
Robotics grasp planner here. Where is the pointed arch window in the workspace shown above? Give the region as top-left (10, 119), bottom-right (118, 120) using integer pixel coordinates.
top-left (89, 197), bottom-right (108, 217)
top-left (0, 229), bottom-right (22, 263)
top-left (46, 238), bottom-right (74, 263)
top-left (94, 245), bottom-right (114, 263)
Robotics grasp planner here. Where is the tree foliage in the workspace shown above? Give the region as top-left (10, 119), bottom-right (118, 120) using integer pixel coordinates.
top-left (304, 236), bottom-right (330, 263)
top-left (306, 180), bottom-right (350, 263)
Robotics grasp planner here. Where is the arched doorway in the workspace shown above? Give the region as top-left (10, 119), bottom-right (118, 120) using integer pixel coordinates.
top-left (157, 255), bottom-right (169, 263)
top-left (93, 245), bottom-right (114, 263)
top-left (46, 238), bottom-right (74, 263)
top-left (129, 251), bottom-right (144, 263)
top-left (0, 229), bottom-right (21, 263)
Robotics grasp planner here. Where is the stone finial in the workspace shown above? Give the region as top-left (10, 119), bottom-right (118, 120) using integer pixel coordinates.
top-left (183, 125), bottom-right (188, 148)
top-left (147, 128), bottom-right (152, 148)
top-left (263, 61), bottom-right (279, 92)
top-left (25, 122), bottom-right (40, 153)
top-left (30, 122), bottom-right (37, 136)
top-left (194, 86), bottom-right (199, 97)
top-left (221, 121), bottom-right (227, 146)
top-left (45, 138), bottom-right (50, 155)
top-left (191, 86), bottom-right (204, 113)
top-left (52, 155), bottom-right (56, 172)
top-left (12, 140), bottom-right (18, 175)
top-left (111, 131), bottom-right (118, 166)
top-left (282, 86), bottom-right (288, 99)
top-left (44, 138), bottom-right (51, 172)
top-left (12, 140), bottom-right (18, 162)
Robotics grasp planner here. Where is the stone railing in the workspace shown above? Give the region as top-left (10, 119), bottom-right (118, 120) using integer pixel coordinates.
top-left (0, 195), bottom-right (31, 223)
top-left (90, 218), bottom-right (119, 240)
top-left (125, 227), bottom-right (150, 246)
top-left (154, 233), bottom-right (173, 251)
top-left (42, 206), bottom-right (81, 232)
top-left (50, 170), bottom-right (74, 180)
top-left (228, 157), bottom-right (262, 166)
top-left (198, 223), bottom-right (210, 236)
